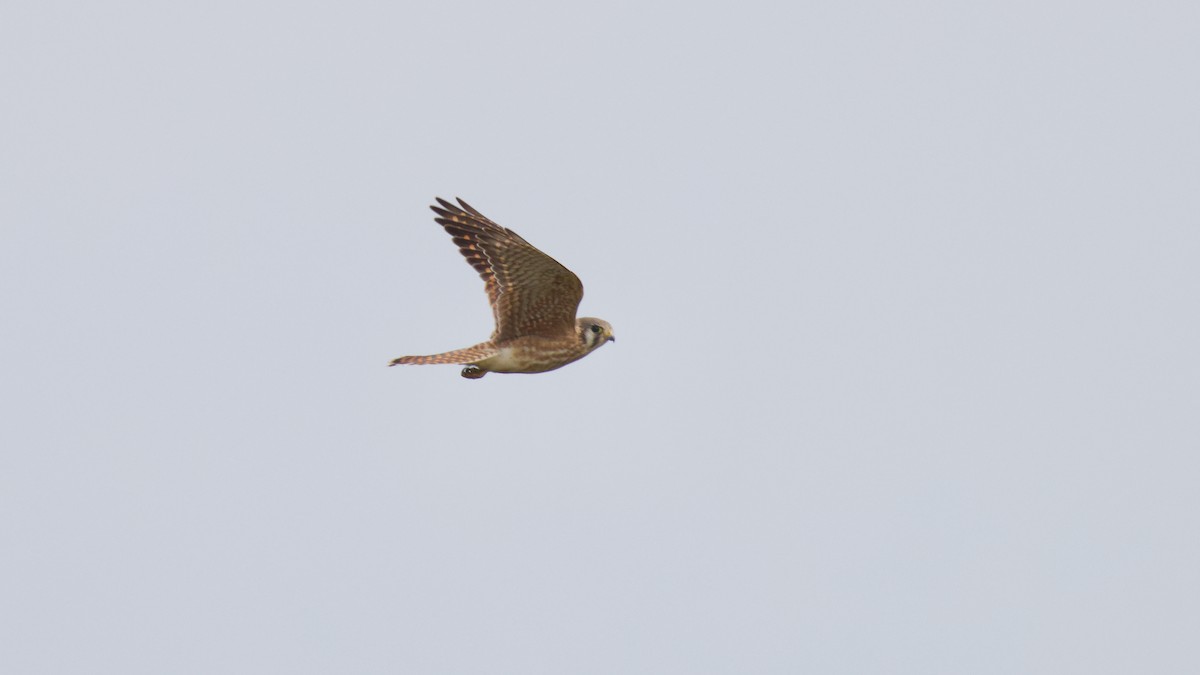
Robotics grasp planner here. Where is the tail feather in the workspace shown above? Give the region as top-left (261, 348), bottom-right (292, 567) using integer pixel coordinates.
top-left (389, 343), bottom-right (498, 367)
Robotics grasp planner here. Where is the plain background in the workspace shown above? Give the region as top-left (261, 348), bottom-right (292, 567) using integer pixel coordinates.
top-left (2, 1), bottom-right (1197, 673)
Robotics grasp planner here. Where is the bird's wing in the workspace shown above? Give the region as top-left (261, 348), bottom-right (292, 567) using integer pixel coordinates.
top-left (430, 197), bottom-right (583, 341)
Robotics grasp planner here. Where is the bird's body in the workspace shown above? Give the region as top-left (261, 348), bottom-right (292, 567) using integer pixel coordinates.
top-left (389, 198), bottom-right (614, 379)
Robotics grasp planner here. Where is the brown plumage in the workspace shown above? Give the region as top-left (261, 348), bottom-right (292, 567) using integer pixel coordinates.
top-left (388, 198), bottom-right (615, 379)
top-left (389, 344), bottom-right (499, 366)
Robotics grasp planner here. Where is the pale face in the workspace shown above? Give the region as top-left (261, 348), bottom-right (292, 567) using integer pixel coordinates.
top-left (579, 317), bottom-right (616, 350)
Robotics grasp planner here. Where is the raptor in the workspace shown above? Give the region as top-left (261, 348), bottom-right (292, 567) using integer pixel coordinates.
top-left (389, 198), bottom-right (615, 379)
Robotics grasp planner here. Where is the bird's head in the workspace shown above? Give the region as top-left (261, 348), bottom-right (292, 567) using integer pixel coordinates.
top-left (578, 317), bottom-right (616, 350)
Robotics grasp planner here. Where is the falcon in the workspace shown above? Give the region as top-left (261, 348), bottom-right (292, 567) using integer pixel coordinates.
top-left (388, 197), bottom-right (615, 379)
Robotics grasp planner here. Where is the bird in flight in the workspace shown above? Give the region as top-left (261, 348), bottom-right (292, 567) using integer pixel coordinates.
top-left (389, 197), bottom-right (615, 379)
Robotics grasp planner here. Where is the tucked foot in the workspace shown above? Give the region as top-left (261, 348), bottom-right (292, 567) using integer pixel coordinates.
top-left (461, 365), bottom-right (486, 379)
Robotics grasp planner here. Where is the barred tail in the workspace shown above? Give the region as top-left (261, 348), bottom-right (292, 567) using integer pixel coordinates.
top-left (388, 343), bottom-right (498, 367)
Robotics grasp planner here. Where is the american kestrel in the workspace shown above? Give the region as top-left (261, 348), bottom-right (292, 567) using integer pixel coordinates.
top-left (389, 197), bottom-right (615, 379)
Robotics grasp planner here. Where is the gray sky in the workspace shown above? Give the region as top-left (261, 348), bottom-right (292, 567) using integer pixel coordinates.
top-left (2, 1), bottom-right (1198, 673)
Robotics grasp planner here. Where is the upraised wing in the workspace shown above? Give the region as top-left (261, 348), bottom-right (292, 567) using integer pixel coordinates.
top-left (430, 197), bottom-right (584, 341)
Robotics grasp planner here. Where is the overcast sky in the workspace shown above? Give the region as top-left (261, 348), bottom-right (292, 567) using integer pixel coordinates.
top-left (2, 1), bottom-right (1198, 673)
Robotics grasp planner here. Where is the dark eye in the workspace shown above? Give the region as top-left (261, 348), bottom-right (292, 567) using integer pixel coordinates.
top-left (591, 325), bottom-right (602, 334)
